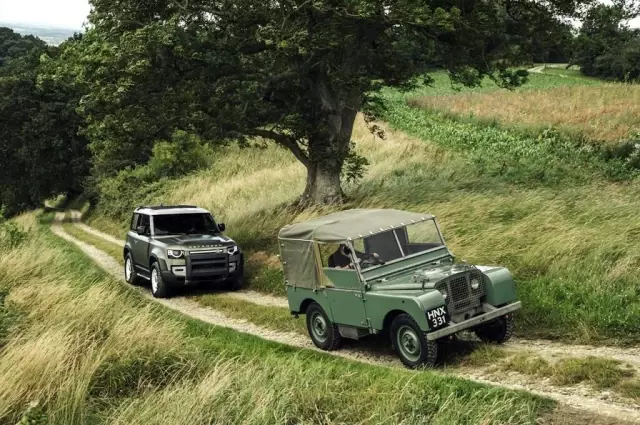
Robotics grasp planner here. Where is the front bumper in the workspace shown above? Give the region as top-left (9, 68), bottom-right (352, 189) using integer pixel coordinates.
top-left (426, 302), bottom-right (521, 340)
top-left (160, 253), bottom-right (244, 286)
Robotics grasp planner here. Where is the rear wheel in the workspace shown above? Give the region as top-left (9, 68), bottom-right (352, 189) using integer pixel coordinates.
top-left (474, 314), bottom-right (515, 344)
top-left (124, 253), bottom-right (142, 285)
top-left (150, 263), bottom-right (171, 298)
top-left (306, 303), bottom-right (341, 351)
top-left (390, 314), bottom-right (438, 369)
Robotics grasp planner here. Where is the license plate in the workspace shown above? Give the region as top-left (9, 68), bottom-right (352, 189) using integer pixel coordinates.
top-left (426, 306), bottom-right (449, 330)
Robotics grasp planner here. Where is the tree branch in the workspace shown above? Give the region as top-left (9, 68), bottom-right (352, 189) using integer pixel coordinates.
top-left (252, 129), bottom-right (309, 167)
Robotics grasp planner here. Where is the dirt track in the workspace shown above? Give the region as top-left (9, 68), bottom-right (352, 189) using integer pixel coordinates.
top-left (52, 212), bottom-right (640, 424)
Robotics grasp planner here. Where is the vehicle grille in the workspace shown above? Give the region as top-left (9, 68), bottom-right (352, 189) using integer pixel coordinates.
top-left (187, 252), bottom-right (228, 278)
top-left (435, 269), bottom-right (485, 315)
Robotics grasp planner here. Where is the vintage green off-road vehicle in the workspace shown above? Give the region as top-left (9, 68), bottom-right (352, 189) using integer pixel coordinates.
top-left (278, 209), bottom-right (521, 368)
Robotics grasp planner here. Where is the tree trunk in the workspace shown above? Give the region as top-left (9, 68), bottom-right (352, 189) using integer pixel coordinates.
top-left (299, 99), bottom-right (359, 206)
top-left (301, 155), bottom-right (345, 205)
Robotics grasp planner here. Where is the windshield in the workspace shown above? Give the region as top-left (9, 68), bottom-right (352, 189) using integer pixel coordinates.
top-left (352, 219), bottom-right (444, 266)
top-left (153, 213), bottom-right (218, 235)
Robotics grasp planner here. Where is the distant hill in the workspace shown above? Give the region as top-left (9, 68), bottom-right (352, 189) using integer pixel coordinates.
top-left (0, 22), bottom-right (78, 46)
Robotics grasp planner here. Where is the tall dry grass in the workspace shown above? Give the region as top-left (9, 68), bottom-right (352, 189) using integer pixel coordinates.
top-left (409, 84), bottom-right (640, 142)
top-left (0, 226), bottom-right (186, 424)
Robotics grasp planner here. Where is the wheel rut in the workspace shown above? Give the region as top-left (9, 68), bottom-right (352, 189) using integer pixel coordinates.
top-left (52, 212), bottom-right (640, 423)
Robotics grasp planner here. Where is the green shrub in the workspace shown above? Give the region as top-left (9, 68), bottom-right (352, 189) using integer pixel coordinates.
top-left (16, 401), bottom-right (47, 425)
top-left (95, 131), bottom-right (213, 220)
top-left (148, 130), bottom-right (213, 178)
top-left (0, 221), bottom-right (28, 249)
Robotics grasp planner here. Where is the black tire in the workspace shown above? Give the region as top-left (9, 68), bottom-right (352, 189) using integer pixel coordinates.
top-left (390, 314), bottom-right (438, 369)
top-left (150, 262), bottom-right (171, 298)
top-left (225, 274), bottom-right (244, 291)
top-left (124, 252), bottom-right (142, 285)
top-left (306, 303), bottom-right (342, 351)
top-left (474, 314), bottom-right (515, 344)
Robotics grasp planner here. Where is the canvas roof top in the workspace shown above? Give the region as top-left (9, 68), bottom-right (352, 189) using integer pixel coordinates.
top-left (278, 209), bottom-right (434, 243)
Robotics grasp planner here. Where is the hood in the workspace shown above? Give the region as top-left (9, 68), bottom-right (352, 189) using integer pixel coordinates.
top-left (154, 234), bottom-right (236, 248)
top-left (368, 263), bottom-right (479, 292)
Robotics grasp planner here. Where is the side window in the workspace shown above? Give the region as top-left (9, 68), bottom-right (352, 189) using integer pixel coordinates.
top-left (130, 213), bottom-right (140, 231)
top-left (318, 243), bottom-right (357, 269)
top-left (139, 215), bottom-right (151, 235)
top-left (319, 244), bottom-right (342, 268)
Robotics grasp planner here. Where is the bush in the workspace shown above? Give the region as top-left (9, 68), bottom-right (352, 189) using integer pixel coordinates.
top-left (600, 131), bottom-right (640, 171)
top-left (16, 402), bottom-right (47, 425)
top-left (95, 131), bottom-right (213, 220)
top-left (147, 130), bottom-right (213, 178)
top-left (0, 221), bottom-right (28, 249)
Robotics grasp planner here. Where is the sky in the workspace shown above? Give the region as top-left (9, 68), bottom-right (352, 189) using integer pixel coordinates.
top-left (0, 0), bottom-right (638, 30)
top-left (0, 0), bottom-right (91, 29)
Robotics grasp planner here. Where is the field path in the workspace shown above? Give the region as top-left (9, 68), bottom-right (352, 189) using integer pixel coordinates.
top-left (528, 65), bottom-right (545, 73)
top-left (51, 211), bottom-right (640, 423)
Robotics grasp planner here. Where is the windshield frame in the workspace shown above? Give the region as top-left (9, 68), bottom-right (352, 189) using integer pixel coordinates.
top-left (150, 213), bottom-right (218, 236)
top-left (352, 218), bottom-right (448, 274)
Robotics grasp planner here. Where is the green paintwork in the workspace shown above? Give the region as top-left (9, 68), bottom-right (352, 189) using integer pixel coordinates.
top-left (481, 267), bottom-right (518, 306)
top-left (280, 209), bottom-right (521, 340)
top-left (323, 268), bottom-right (361, 290)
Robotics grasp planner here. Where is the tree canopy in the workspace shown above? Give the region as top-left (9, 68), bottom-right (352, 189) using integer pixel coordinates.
top-left (572, 3), bottom-right (640, 81)
top-left (62, 0), bottom-right (593, 205)
top-left (0, 29), bottom-right (89, 217)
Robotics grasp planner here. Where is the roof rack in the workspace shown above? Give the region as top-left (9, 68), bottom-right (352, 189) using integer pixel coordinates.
top-left (137, 204), bottom-right (199, 210)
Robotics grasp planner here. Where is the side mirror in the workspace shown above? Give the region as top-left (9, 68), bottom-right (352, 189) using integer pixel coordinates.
top-left (218, 223), bottom-right (226, 232)
top-left (136, 225), bottom-right (147, 235)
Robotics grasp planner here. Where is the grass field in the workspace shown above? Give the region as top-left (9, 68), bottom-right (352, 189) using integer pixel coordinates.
top-left (409, 84), bottom-right (640, 142)
top-left (0, 212), bottom-right (552, 424)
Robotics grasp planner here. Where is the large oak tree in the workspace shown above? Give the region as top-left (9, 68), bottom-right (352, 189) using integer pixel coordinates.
top-left (81, 0), bottom-right (592, 205)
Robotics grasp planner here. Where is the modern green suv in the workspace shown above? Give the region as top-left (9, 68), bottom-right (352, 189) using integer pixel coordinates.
top-left (124, 205), bottom-right (244, 298)
top-left (279, 209), bottom-right (521, 368)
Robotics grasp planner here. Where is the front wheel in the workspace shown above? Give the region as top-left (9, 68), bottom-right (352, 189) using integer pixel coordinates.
top-left (225, 274), bottom-right (244, 291)
top-left (150, 263), bottom-right (171, 298)
top-left (474, 314), bottom-right (515, 344)
top-left (306, 303), bottom-right (342, 351)
top-left (124, 253), bottom-right (142, 285)
top-left (390, 314), bottom-right (438, 369)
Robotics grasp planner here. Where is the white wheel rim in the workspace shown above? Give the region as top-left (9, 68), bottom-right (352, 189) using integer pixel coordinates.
top-left (151, 269), bottom-right (158, 293)
top-left (125, 258), bottom-right (132, 281)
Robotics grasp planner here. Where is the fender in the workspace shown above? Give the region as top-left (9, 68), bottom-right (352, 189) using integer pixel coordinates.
top-left (123, 242), bottom-right (132, 259)
top-left (286, 287), bottom-right (334, 320)
top-left (366, 290), bottom-right (446, 332)
top-left (149, 245), bottom-right (168, 270)
top-left (477, 266), bottom-right (518, 306)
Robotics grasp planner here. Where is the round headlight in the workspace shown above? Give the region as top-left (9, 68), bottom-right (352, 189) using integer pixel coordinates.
top-left (167, 249), bottom-right (184, 259)
top-left (227, 245), bottom-right (238, 255)
top-left (471, 278), bottom-right (480, 290)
